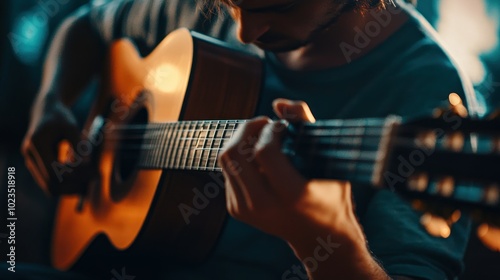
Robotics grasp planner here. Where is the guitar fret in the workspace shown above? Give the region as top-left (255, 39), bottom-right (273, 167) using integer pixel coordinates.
top-left (161, 124), bottom-right (174, 169)
top-left (172, 122), bottom-right (181, 169)
top-left (175, 122), bottom-right (186, 169)
top-left (181, 122), bottom-right (193, 169)
top-left (156, 124), bottom-right (168, 168)
top-left (173, 122), bottom-right (184, 169)
top-left (205, 123), bottom-right (216, 169)
top-left (226, 122), bottom-right (236, 139)
top-left (197, 123), bottom-right (207, 170)
top-left (212, 121), bottom-right (223, 169)
top-left (193, 123), bottom-right (205, 170)
top-left (165, 123), bottom-right (179, 169)
top-left (183, 122), bottom-right (191, 169)
top-left (189, 122), bottom-right (200, 169)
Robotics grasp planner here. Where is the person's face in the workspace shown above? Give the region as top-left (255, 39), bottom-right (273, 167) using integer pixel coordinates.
top-left (226, 0), bottom-right (348, 52)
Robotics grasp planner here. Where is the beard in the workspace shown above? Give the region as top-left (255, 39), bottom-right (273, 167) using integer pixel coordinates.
top-left (253, 2), bottom-right (351, 53)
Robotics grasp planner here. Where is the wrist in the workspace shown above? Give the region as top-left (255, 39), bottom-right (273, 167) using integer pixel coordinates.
top-left (288, 231), bottom-right (385, 280)
top-left (285, 210), bottom-right (385, 279)
top-left (287, 216), bottom-right (367, 262)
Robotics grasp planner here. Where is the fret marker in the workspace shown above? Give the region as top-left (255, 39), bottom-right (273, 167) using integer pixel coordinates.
top-left (484, 184), bottom-right (500, 206)
top-left (437, 176), bottom-right (455, 197)
top-left (407, 173), bottom-right (428, 192)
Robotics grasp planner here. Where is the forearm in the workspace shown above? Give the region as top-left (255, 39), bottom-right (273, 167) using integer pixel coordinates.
top-left (288, 222), bottom-right (390, 280)
top-left (38, 7), bottom-right (106, 106)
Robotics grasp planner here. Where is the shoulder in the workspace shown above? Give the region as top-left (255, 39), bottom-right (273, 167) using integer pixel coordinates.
top-left (380, 7), bottom-right (483, 117)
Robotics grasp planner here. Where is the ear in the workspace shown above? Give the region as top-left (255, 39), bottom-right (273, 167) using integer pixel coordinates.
top-left (272, 98), bottom-right (316, 123)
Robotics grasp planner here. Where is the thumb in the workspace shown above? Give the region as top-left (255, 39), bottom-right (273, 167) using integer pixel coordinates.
top-left (272, 99), bottom-right (316, 123)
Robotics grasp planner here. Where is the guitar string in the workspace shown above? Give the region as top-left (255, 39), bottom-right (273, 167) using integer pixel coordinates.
top-left (79, 123), bottom-right (396, 171)
top-left (137, 154), bottom-right (379, 171)
top-left (111, 120), bottom-right (387, 130)
top-left (116, 136), bottom-right (380, 154)
top-left (103, 128), bottom-right (388, 140)
top-left (106, 126), bottom-right (387, 161)
top-left (114, 139), bottom-right (384, 168)
top-left (105, 136), bottom-right (384, 151)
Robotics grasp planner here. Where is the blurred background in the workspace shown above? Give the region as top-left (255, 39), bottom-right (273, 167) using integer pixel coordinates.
top-left (0, 0), bottom-right (499, 279)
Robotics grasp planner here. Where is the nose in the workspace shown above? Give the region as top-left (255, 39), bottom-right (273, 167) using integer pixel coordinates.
top-left (236, 10), bottom-right (270, 44)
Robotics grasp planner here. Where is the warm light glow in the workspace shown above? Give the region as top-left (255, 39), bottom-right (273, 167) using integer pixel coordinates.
top-left (437, 0), bottom-right (499, 84)
top-left (477, 223), bottom-right (500, 251)
top-left (145, 64), bottom-right (182, 94)
top-left (448, 93), bottom-right (469, 117)
top-left (448, 93), bottom-right (462, 106)
top-left (420, 213), bottom-right (451, 238)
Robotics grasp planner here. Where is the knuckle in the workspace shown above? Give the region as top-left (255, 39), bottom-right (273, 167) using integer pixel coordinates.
top-left (252, 116), bottom-right (271, 126)
top-left (295, 100), bottom-right (307, 107)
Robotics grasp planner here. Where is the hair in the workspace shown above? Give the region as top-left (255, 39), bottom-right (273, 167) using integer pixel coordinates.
top-left (202, 0), bottom-right (416, 14)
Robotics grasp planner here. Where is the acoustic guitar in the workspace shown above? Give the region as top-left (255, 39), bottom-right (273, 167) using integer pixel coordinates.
top-left (51, 28), bottom-right (500, 272)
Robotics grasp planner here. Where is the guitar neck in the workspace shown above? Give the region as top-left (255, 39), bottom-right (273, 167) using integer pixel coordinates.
top-left (115, 115), bottom-right (500, 223)
top-left (136, 120), bottom-right (245, 172)
top-left (123, 117), bottom-right (400, 187)
top-left (282, 117), bottom-right (400, 186)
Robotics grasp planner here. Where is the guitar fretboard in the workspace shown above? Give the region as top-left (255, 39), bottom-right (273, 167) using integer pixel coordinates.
top-left (114, 117), bottom-right (400, 188)
top-left (136, 120), bottom-right (245, 171)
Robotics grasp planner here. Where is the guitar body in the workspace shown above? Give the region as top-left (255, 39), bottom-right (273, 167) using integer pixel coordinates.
top-left (52, 29), bottom-right (263, 271)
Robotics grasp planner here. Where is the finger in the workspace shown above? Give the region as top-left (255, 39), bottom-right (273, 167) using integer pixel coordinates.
top-left (221, 160), bottom-right (249, 204)
top-left (272, 99), bottom-right (316, 123)
top-left (24, 154), bottom-right (49, 192)
top-left (222, 168), bottom-right (247, 217)
top-left (219, 117), bottom-right (272, 206)
top-left (219, 148), bottom-right (269, 210)
top-left (222, 117), bottom-right (270, 152)
top-left (30, 130), bottom-right (88, 195)
top-left (27, 145), bottom-right (51, 184)
top-left (254, 122), bottom-right (308, 196)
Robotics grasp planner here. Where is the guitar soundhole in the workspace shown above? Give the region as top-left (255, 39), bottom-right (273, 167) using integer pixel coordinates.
top-left (112, 107), bottom-right (149, 201)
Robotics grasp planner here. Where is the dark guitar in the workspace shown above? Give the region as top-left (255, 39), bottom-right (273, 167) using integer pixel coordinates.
top-left (51, 28), bottom-right (500, 271)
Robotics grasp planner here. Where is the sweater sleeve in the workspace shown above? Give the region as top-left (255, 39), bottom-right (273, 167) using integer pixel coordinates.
top-left (88, 0), bottom-right (239, 55)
